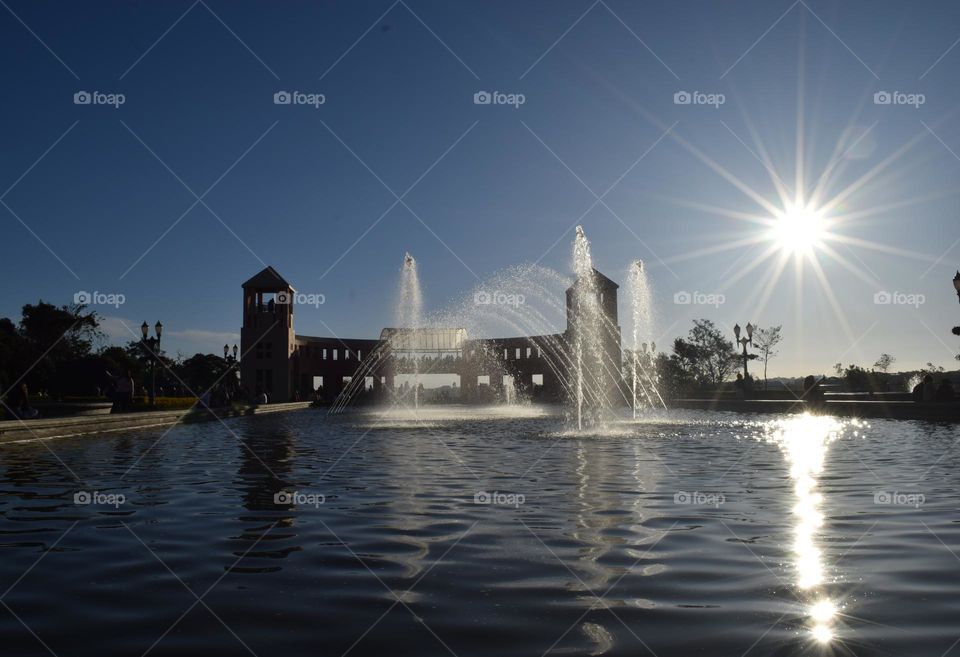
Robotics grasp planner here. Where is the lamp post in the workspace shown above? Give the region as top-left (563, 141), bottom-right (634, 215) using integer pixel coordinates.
top-left (953, 271), bottom-right (960, 337)
top-left (734, 322), bottom-right (754, 380)
top-left (223, 343), bottom-right (238, 374)
top-left (141, 321), bottom-right (162, 404)
top-left (223, 344), bottom-right (239, 399)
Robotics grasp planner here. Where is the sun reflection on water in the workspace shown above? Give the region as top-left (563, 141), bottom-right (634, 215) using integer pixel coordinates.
top-left (766, 414), bottom-right (847, 645)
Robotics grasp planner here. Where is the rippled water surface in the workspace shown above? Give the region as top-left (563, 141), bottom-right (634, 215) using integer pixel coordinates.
top-left (1, 407), bottom-right (959, 656)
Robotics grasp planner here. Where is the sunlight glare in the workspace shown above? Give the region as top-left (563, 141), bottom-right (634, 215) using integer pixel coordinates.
top-left (771, 203), bottom-right (827, 256)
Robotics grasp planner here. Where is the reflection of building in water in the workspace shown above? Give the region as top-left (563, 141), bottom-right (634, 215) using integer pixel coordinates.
top-left (567, 440), bottom-right (663, 603)
top-left (235, 423), bottom-right (296, 529)
top-left (372, 431), bottom-right (467, 582)
top-left (239, 266), bottom-right (623, 405)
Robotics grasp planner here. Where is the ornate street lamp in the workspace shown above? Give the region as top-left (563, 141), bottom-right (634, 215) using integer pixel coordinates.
top-left (223, 344), bottom-right (240, 396)
top-left (141, 321), bottom-right (162, 404)
top-left (734, 322), bottom-right (755, 380)
top-left (953, 271), bottom-right (960, 337)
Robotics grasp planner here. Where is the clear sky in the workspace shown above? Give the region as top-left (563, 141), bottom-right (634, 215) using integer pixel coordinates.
top-left (2, 0), bottom-right (960, 377)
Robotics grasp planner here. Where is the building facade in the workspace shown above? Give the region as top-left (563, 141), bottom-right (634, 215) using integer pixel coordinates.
top-left (240, 266), bottom-right (624, 405)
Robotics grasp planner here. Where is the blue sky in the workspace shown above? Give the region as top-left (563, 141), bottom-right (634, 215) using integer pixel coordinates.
top-left (2, 0), bottom-right (960, 376)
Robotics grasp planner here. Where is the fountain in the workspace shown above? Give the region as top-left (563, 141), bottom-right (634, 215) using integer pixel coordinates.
top-left (395, 252), bottom-right (423, 410)
top-left (626, 260), bottom-right (666, 415)
top-left (568, 226), bottom-right (607, 429)
top-left (330, 227), bottom-right (659, 428)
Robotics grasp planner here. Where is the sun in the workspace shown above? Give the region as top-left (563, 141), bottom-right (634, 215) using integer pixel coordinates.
top-left (770, 202), bottom-right (828, 256)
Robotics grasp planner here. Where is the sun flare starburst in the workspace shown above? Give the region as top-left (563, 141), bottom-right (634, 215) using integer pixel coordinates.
top-left (769, 203), bottom-right (828, 257)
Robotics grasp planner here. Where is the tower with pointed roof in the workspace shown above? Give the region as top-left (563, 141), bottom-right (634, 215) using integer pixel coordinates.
top-left (240, 266), bottom-right (296, 401)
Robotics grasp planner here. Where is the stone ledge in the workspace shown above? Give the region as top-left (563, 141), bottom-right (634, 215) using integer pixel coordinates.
top-left (0, 402), bottom-right (313, 444)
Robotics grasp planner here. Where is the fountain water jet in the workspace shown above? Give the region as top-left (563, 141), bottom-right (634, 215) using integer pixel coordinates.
top-left (395, 252), bottom-right (424, 409)
top-left (627, 260), bottom-right (666, 415)
top-left (569, 226), bottom-right (612, 429)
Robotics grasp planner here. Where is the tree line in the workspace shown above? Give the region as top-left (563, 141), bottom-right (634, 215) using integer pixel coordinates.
top-left (0, 301), bottom-right (232, 402)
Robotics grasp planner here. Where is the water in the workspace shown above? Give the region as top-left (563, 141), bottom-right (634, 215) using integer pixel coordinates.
top-left (1, 409), bottom-right (958, 656)
top-left (570, 226), bottom-right (612, 429)
top-left (395, 253), bottom-right (424, 409)
top-left (626, 260), bottom-right (665, 415)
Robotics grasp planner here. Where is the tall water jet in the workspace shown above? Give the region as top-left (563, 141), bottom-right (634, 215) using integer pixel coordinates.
top-left (626, 260), bottom-right (664, 415)
top-left (395, 252), bottom-right (423, 409)
top-left (568, 226), bottom-right (611, 429)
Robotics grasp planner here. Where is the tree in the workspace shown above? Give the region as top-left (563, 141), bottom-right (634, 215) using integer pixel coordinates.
top-left (20, 301), bottom-right (101, 361)
top-left (752, 325), bottom-right (783, 389)
top-left (176, 353), bottom-right (230, 392)
top-left (1, 301), bottom-right (103, 396)
top-left (873, 353), bottom-right (896, 373)
top-left (671, 319), bottom-right (738, 388)
top-left (833, 363), bottom-right (843, 376)
top-left (843, 364), bottom-right (872, 392)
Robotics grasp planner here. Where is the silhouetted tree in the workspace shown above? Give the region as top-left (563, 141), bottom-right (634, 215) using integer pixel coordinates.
top-left (873, 353), bottom-right (896, 373)
top-left (752, 325), bottom-right (783, 389)
top-left (176, 353), bottom-right (229, 392)
top-left (671, 319), bottom-right (737, 388)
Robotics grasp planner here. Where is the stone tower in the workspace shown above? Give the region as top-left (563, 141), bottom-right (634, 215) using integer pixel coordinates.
top-left (241, 266), bottom-right (296, 402)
